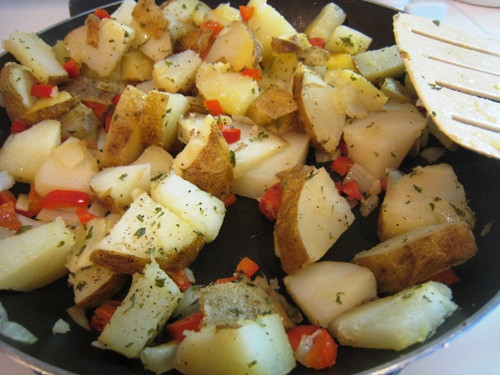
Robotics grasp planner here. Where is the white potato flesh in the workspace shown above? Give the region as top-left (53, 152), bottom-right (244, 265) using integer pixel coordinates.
top-left (133, 145), bottom-right (174, 178)
top-left (205, 21), bottom-right (262, 71)
top-left (90, 163), bottom-right (151, 211)
top-left (330, 281), bottom-right (458, 351)
top-left (153, 50), bottom-right (202, 93)
top-left (378, 163), bottom-right (475, 240)
top-left (296, 64), bottom-right (345, 155)
top-left (174, 314), bottom-right (296, 375)
top-left (64, 19), bottom-right (135, 77)
top-left (3, 31), bottom-right (68, 84)
top-left (231, 131), bottom-right (310, 199)
top-left (246, 0), bottom-right (296, 65)
top-left (98, 261), bottom-right (181, 358)
top-left (35, 137), bottom-right (99, 196)
top-left (0, 119), bottom-right (61, 183)
top-left (196, 62), bottom-right (259, 115)
top-left (343, 110), bottom-right (428, 179)
top-left (305, 3), bottom-right (346, 41)
top-left (284, 261), bottom-right (377, 327)
top-left (94, 193), bottom-right (201, 260)
top-left (139, 29), bottom-right (173, 62)
top-left (298, 168), bottom-right (354, 261)
top-left (0, 217), bottom-right (75, 291)
top-left (150, 170), bottom-right (226, 242)
top-left (229, 119), bottom-right (288, 178)
top-left (325, 25), bottom-right (372, 54)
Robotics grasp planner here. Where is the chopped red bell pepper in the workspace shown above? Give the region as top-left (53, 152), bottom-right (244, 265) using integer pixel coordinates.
top-left (239, 5), bottom-right (255, 22)
top-left (214, 275), bottom-right (238, 284)
top-left (170, 269), bottom-right (193, 292)
top-left (165, 312), bottom-right (204, 342)
top-left (235, 257), bottom-right (259, 278)
top-left (0, 200), bottom-right (22, 231)
top-left (258, 182), bottom-right (282, 221)
top-left (380, 176), bottom-right (388, 191)
top-left (340, 180), bottom-right (363, 201)
top-left (331, 156), bottom-right (354, 176)
top-left (204, 99), bottom-right (225, 116)
top-left (93, 8), bottom-right (111, 19)
top-left (75, 208), bottom-right (99, 224)
top-left (111, 94), bottom-right (121, 106)
top-left (308, 37), bottom-right (325, 48)
top-left (82, 101), bottom-right (108, 119)
top-left (221, 192), bottom-right (237, 208)
top-left (218, 123), bottom-right (241, 144)
top-left (0, 190), bottom-right (16, 205)
top-left (10, 120), bottom-right (27, 134)
top-left (426, 268), bottom-right (460, 286)
top-left (39, 190), bottom-right (90, 210)
top-left (200, 20), bottom-right (224, 38)
top-left (31, 83), bottom-right (57, 98)
top-left (287, 325), bottom-right (338, 370)
top-left (63, 58), bottom-right (79, 79)
top-left (90, 300), bottom-right (121, 331)
top-left (241, 68), bottom-right (261, 81)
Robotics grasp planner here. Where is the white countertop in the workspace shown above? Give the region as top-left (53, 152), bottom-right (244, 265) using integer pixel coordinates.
top-left (0, 1), bottom-right (499, 374)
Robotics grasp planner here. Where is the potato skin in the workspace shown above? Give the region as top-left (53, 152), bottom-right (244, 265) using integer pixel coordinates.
top-left (274, 165), bottom-right (314, 274)
top-left (352, 222), bottom-right (478, 293)
top-left (90, 236), bottom-right (205, 275)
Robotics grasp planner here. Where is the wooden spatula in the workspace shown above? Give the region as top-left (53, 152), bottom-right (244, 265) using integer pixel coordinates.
top-left (393, 13), bottom-right (500, 159)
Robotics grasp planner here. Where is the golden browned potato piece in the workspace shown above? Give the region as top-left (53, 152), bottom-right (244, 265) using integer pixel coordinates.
top-left (246, 85), bottom-right (298, 127)
top-left (274, 165), bottom-right (354, 274)
top-left (173, 115), bottom-right (233, 199)
top-left (352, 222), bottom-right (478, 293)
top-left (0, 62), bottom-right (37, 122)
top-left (20, 91), bottom-right (79, 126)
top-left (174, 27), bottom-right (213, 54)
top-left (133, 0), bottom-right (169, 39)
top-left (100, 85), bottom-right (146, 168)
top-left (58, 102), bottom-right (99, 140)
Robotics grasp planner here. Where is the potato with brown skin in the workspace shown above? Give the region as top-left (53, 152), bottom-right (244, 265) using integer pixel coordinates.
top-left (352, 222), bottom-right (478, 293)
top-left (0, 62), bottom-right (37, 122)
top-left (293, 63), bottom-right (345, 155)
top-left (90, 193), bottom-right (206, 275)
top-left (173, 115), bottom-right (233, 199)
top-left (246, 85), bottom-right (298, 127)
top-left (100, 85), bottom-right (146, 168)
top-left (20, 91), bottom-right (79, 126)
top-left (132, 0), bottom-right (169, 39)
top-left (274, 165), bottom-right (354, 274)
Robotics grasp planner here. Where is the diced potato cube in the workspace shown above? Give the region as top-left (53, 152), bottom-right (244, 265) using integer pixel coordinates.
top-left (305, 2), bottom-right (346, 41)
top-left (0, 119), bottom-right (61, 183)
top-left (325, 25), bottom-right (372, 55)
top-left (0, 218), bottom-right (75, 291)
top-left (98, 261), bottom-right (181, 358)
top-left (352, 45), bottom-right (405, 82)
top-left (153, 50), bottom-right (202, 93)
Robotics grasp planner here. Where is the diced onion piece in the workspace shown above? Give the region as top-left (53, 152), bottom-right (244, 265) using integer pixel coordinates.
top-left (15, 194), bottom-right (30, 212)
top-left (0, 171), bottom-right (15, 191)
top-left (420, 146), bottom-right (446, 164)
top-left (140, 341), bottom-right (179, 375)
top-left (66, 305), bottom-right (91, 331)
top-left (360, 194), bottom-right (379, 217)
top-left (0, 302), bottom-right (38, 344)
top-left (52, 318), bottom-right (71, 334)
top-left (344, 163), bottom-right (381, 195)
top-left (36, 208), bottom-right (80, 225)
top-left (385, 168), bottom-right (404, 190)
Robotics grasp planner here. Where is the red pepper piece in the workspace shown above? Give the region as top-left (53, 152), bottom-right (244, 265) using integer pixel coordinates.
top-left (10, 120), bottom-right (27, 134)
top-left (239, 5), bottom-right (255, 22)
top-left (287, 325), bottom-right (338, 370)
top-left (170, 269), bottom-right (193, 292)
top-left (258, 182), bottom-right (282, 221)
top-left (63, 58), bottom-right (80, 79)
top-left (340, 180), bottom-right (363, 201)
top-left (39, 190), bottom-right (90, 210)
top-left (90, 300), bottom-right (121, 331)
top-left (235, 256), bottom-right (259, 278)
top-left (165, 312), bottom-right (204, 342)
top-left (93, 8), bottom-right (111, 19)
top-left (31, 83), bottom-right (57, 98)
top-left (200, 20), bottom-right (224, 38)
top-left (331, 156), bottom-right (354, 176)
top-left (204, 99), bottom-right (225, 116)
top-left (241, 68), bottom-right (261, 80)
top-left (308, 37), bottom-right (325, 48)
top-left (0, 201), bottom-right (22, 231)
top-left (75, 208), bottom-right (99, 224)
top-left (218, 123), bottom-right (241, 144)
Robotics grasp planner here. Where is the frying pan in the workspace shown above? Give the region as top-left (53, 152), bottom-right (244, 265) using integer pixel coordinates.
top-left (0, 1), bottom-right (498, 374)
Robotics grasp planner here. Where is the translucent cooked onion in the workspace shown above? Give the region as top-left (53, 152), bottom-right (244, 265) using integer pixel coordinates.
top-left (52, 318), bottom-right (71, 334)
top-left (420, 146), bottom-right (446, 164)
top-left (344, 163), bottom-right (381, 195)
top-left (360, 194), bottom-right (379, 217)
top-left (66, 305), bottom-right (91, 331)
top-left (0, 302), bottom-right (38, 344)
